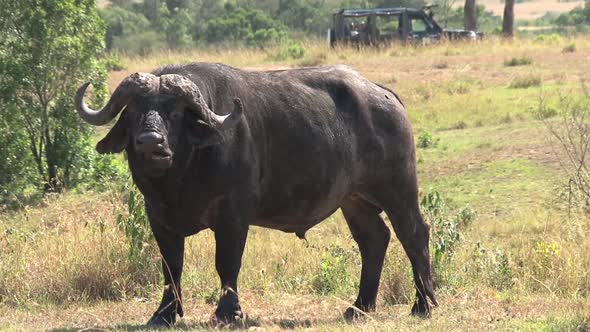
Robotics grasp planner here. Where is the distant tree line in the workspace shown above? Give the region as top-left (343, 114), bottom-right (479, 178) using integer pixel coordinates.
top-left (555, 1), bottom-right (590, 28)
top-left (99, 0), bottom-right (505, 53)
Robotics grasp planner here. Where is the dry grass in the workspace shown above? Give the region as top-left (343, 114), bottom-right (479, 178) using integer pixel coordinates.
top-left (2, 36), bottom-right (590, 330)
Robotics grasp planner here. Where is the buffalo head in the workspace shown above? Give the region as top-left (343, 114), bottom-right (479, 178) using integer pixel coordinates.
top-left (75, 73), bottom-right (243, 177)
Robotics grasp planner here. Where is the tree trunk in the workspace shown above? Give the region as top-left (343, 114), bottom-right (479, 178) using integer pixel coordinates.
top-left (464, 0), bottom-right (477, 31)
top-left (502, 0), bottom-right (515, 38)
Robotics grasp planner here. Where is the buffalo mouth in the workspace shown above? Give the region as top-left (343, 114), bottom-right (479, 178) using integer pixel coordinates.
top-left (143, 149), bottom-right (173, 175)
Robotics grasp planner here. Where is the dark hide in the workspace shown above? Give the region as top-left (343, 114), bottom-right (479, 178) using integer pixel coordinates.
top-left (92, 63), bottom-right (437, 326)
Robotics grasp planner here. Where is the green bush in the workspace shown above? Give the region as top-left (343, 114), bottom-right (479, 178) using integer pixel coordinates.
top-left (100, 5), bottom-right (153, 51)
top-left (534, 33), bottom-right (561, 43)
top-left (311, 245), bottom-right (353, 295)
top-left (420, 190), bottom-right (476, 286)
top-left (0, 105), bottom-right (38, 202)
top-left (562, 43), bottom-right (576, 53)
top-left (297, 52), bottom-right (327, 67)
top-left (554, 5), bottom-right (590, 27)
top-left (0, 0), bottom-right (109, 193)
top-left (272, 40), bottom-right (306, 60)
top-left (504, 56), bottom-right (533, 67)
top-left (469, 243), bottom-right (514, 290)
top-left (113, 30), bottom-right (168, 56)
top-left (116, 186), bottom-right (154, 263)
top-left (509, 75), bottom-right (542, 89)
top-left (417, 131), bottom-right (439, 148)
top-left (204, 6), bottom-right (288, 47)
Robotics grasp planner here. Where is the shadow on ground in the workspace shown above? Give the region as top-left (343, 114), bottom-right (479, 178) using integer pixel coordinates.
top-left (48, 315), bottom-right (345, 331)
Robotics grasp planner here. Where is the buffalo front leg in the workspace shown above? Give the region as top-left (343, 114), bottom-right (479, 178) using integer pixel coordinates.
top-left (147, 226), bottom-right (185, 327)
top-left (213, 222), bottom-right (248, 323)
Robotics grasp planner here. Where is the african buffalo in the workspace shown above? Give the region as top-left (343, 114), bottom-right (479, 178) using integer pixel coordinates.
top-left (75, 63), bottom-right (437, 326)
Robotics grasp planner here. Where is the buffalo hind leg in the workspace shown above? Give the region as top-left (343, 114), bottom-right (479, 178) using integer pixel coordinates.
top-left (341, 195), bottom-right (391, 320)
top-left (148, 226), bottom-right (185, 327)
top-left (213, 222), bottom-right (249, 323)
top-left (378, 188), bottom-right (438, 317)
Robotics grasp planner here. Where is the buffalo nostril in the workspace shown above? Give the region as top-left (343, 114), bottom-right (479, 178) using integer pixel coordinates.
top-left (136, 131), bottom-right (164, 146)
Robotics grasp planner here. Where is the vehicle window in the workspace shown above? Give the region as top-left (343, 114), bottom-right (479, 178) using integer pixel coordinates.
top-left (343, 17), bottom-right (369, 37)
top-left (375, 15), bottom-right (401, 35)
top-left (411, 18), bottom-right (428, 32)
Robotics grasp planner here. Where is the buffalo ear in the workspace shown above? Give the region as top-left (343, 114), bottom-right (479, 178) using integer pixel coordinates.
top-left (96, 110), bottom-right (129, 154)
top-left (187, 119), bottom-right (225, 148)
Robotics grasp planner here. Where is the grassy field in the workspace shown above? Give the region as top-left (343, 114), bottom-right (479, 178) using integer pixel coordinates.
top-left (1, 36), bottom-right (590, 331)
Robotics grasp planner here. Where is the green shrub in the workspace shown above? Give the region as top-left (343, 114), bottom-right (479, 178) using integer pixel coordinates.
top-left (534, 33), bottom-right (561, 43)
top-left (420, 191), bottom-right (476, 286)
top-left (433, 61), bottom-right (449, 69)
top-left (562, 43), bottom-right (576, 53)
top-left (297, 52), bottom-right (327, 67)
top-left (0, 0), bottom-right (109, 192)
top-left (417, 131), bottom-right (439, 148)
top-left (0, 106), bottom-right (38, 202)
top-left (311, 245), bottom-right (352, 295)
top-left (100, 5), bottom-right (152, 51)
top-left (504, 56), bottom-right (533, 67)
top-left (116, 187), bottom-right (153, 263)
top-left (449, 121), bottom-right (468, 130)
top-left (469, 243), bottom-right (514, 290)
top-left (273, 40), bottom-right (306, 60)
top-left (509, 75), bottom-right (542, 89)
top-left (205, 6), bottom-right (287, 47)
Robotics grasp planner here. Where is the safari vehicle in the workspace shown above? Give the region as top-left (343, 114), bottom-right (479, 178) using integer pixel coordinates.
top-left (329, 6), bottom-right (482, 46)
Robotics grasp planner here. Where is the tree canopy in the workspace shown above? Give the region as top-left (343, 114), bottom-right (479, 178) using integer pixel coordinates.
top-left (0, 0), bottom-right (116, 194)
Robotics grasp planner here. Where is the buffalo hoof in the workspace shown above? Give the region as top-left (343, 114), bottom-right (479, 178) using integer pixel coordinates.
top-left (213, 287), bottom-right (243, 324)
top-left (411, 299), bottom-right (431, 318)
top-left (147, 313), bottom-right (176, 328)
top-left (213, 303), bottom-right (243, 324)
top-left (344, 303), bottom-right (375, 322)
top-left (343, 306), bottom-right (368, 322)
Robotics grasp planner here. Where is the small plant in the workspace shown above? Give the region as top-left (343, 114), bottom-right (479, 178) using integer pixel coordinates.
top-left (534, 240), bottom-right (561, 268)
top-left (539, 86), bottom-right (590, 214)
top-left (272, 40), bottom-right (306, 60)
top-left (562, 43), bottom-right (576, 53)
top-left (417, 131), bottom-right (439, 148)
top-left (500, 113), bottom-right (513, 124)
top-left (420, 190), bottom-right (476, 284)
top-left (116, 188), bottom-right (152, 260)
top-left (433, 61), bottom-right (448, 69)
top-left (470, 243), bottom-right (513, 290)
top-left (509, 75), bottom-right (542, 89)
top-left (446, 80), bottom-right (471, 95)
top-left (449, 121), bottom-right (468, 130)
top-left (297, 52), bottom-right (327, 67)
top-left (311, 244), bottom-right (352, 295)
top-left (504, 56), bottom-right (533, 67)
top-left (533, 101), bottom-right (557, 120)
top-left (534, 33), bottom-right (561, 43)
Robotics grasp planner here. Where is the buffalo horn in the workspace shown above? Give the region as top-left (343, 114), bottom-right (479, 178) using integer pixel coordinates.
top-left (75, 73), bottom-right (159, 126)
